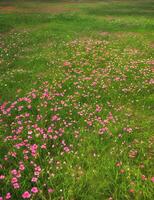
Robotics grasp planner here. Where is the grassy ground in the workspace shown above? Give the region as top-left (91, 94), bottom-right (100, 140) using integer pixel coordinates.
top-left (0, 0), bottom-right (154, 199)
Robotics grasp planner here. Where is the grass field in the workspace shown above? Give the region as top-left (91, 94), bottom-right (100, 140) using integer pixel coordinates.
top-left (0, 0), bottom-right (154, 199)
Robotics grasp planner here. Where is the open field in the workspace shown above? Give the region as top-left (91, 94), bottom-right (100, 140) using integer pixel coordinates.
top-left (0, 0), bottom-right (154, 199)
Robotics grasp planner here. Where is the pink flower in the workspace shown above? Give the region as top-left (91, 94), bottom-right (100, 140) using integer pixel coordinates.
top-left (63, 61), bottom-right (71, 67)
top-left (47, 127), bottom-right (53, 133)
top-left (96, 105), bottom-right (102, 112)
top-left (13, 183), bottom-right (20, 189)
top-left (11, 169), bottom-right (17, 175)
top-left (27, 105), bottom-right (32, 109)
top-left (48, 188), bottom-right (54, 193)
top-left (141, 175), bottom-right (147, 181)
top-left (11, 177), bottom-right (18, 183)
top-left (0, 197), bottom-right (3, 200)
top-left (116, 162), bottom-right (122, 167)
top-left (31, 187), bottom-right (38, 193)
top-left (41, 144), bottom-right (46, 149)
top-left (34, 171), bottom-right (40, 176)
top-left (87, 121), bottom-right (93, 126)
top-left (129, 189), bottom-right (134, 193)
top-left (64, 146), bottom-right (70, 153)
top-left (119, 169), bottom-right (125, 174)
top-left (151, 177), bottom-right (154, 183)
top-left (31, 144), bottom-right (38, 150)
top-left (51, 115), bottom-right (60, 121)
top-left (99, 127), bottom-right (108, 135)
top-left (31, 177), bottom-right (38, 182)
top-left (19, 164), bottom-right (25, 171)
top-left (22, 191), bottom-right (31, 199)
top-left (0, 175), bottom-right (5, 180)
top-left (6, 193), bottom-right (11, 199)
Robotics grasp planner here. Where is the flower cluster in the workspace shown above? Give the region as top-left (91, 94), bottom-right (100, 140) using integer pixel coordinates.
top-left (0, 38), bottom-right (153, 199)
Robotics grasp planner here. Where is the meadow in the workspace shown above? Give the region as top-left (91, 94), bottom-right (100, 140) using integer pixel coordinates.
top-left (0, 0), bottom-right (154, 199)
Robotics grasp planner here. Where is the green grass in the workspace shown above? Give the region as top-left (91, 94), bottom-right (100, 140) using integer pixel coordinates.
top-left (0, 0), bottom-right (154, 199)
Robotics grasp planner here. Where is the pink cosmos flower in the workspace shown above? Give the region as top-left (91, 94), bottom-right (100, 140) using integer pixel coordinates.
top-left (31, 93), bottom-right (36, 99)
top-left (41, 144), bottom-right (46, 149)
top-left (27, 105), bottom-right (32, 109)
top-left (141, 175), bottom-right (147, 181)
top-left (31, 187), bottom-right (39, 193)
top-left (48, 188), bottom-right (54, 193)
top-left (151, 177), bottom-right (154, 183)
top-left (6, 193), bottom-right (11, 199)
top-left (47, 127), bottom-right (53, 133)
top-left (13, 183), bottom-right (20, 189)
top-left (22, 191), bottom-right (31, 199)
top-left (0, 175), bottom-right (5, 180)
top-left (11, 169), bottom-right (17, 175)
top-left (116, 162), bottom-right (122, 167)
top-left (11, 177), bottom-right (18, 183)
top-left (34, 171), bottom-right (40, 176)
top-left (99, 127), bottom-right (108, 135)
top-left (51, 115), bottom-right (60, 121)
top-left (64, 146), bottom-right (70, 153)
top-left (63, 61), bottom-right (71, 67)
top-left (31, 177), bottom-right (38, 182)
top-left (19, 164), bottom-right (25, 171)
top-left (129, 189), bottom-right (134, 193)
top-left (87, 121), bottom-right (93, 126)
top-left (96, 105), bottom-right (102, 112)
